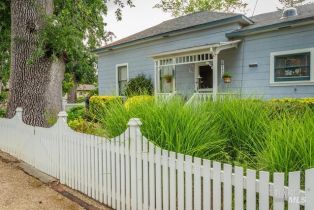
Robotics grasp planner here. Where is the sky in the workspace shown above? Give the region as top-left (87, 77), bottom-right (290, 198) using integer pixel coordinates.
top-left (105, 0), bottom-right (312, 41)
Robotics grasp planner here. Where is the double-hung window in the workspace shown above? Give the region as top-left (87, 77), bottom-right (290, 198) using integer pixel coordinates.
top-left (116, 64), bottom-right (128, 96)
top-left (270, 48), bottom-right (314, 85)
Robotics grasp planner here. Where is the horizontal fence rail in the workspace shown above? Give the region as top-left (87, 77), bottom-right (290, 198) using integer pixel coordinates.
top-left (0, 108), bottom-right (313, 210)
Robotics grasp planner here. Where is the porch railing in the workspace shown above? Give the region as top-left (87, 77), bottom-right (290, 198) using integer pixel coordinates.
top-left (155, 91), bottom-right (177, 101)
top-left (186, 92), bottom-right (239, 105)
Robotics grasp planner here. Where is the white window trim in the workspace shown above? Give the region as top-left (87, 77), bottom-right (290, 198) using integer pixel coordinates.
top-left (270, 48), bottom-right (314, 86)
top-left (116, 63), bottom-right (129, 96)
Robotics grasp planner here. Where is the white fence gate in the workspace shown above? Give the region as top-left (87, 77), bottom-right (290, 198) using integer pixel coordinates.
top-left (0, 108), bottom-right (313, 210)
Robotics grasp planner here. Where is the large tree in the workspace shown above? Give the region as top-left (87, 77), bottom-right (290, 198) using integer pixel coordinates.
top-left (3, 0), bottom-right (132, 126)
top-left (279, 0), bottom-right (306, 7)
top-left (155, 0), bottom-right (247, 17)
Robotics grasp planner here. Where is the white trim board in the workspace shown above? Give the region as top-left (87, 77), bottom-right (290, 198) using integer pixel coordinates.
top-left (270, 48), bottom-right (314, 86)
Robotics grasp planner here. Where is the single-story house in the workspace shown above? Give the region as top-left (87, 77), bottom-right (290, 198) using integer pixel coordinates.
top-left (95, 4), bottom-right (314, 100)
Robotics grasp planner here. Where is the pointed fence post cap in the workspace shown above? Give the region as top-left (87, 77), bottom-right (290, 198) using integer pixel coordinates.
top-left (15, 107), bottom-right (23, 113)
top-left (127, 118), bottom-right (142, 127)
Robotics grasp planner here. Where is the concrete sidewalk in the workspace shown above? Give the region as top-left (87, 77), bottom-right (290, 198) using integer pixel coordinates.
top-left (0, 151), bottom-right (110, 210)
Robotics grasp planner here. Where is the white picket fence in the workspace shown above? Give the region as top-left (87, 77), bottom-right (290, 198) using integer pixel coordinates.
top-left (0, 108), bottom-right (313, 210)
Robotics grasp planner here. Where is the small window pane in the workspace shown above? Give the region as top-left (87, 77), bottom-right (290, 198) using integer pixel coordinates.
top-left (118, 65), bottom-right (128, 95)
top-left (274, 52), bottom-right (311, 82)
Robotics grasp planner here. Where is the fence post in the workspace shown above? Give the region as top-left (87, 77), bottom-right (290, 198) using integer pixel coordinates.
top-left (57, 111), bottom-right (68, 182)
top-left (62, 98), bottom-right (67, 111)
top-left (127, 118), bottom-right (142, 210)
top-left (15, 107), bottom-right (23, 121)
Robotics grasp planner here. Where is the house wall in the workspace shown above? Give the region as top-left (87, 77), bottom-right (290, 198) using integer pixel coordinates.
top-left (220, 24), bottom-right (314, 99)
top-left (97, 23), bottom-right (240, 95)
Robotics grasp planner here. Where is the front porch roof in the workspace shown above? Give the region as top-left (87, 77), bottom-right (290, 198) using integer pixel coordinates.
top-left (151, 40), bottom-right (241, 59)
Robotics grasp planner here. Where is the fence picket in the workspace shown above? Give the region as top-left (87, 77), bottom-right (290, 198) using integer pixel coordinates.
top-left (185, 156), bottom-right (193, 210)
top-left (288, 171), bottom-right (300, 210)
top-left (125, 130), bottom-right (131, 210)
top-left (111, 137), bottom-right (116, 209)
top-left (155, 147), bottom-right (162, 210)
top-left (162, 150), bottom-right (169, 210)
top-left (247, 169), bottom-right (257, 210)
top-left (235, 166), bottom-right (244, 210)
top-left (213, 162), bottom-right (221, 210)
top-left (273, 172), bottom-right (285, 210)
top-left (305, 169), bottom-right (314, 210)
top-left (137, 134), bottom-right (143, 210)
top-left (223, 164), bottom-right (232, 210)
top-left (169, 152), bottom-right (176, 210)
top-left (120, 134), bottom-right (126, 210)
top-left (203, 160), bottom-right (211, 210)
top-left (194, 157), bottom-right (201, 210)
top-left (259, 171), bottom-right (270, 210)
top-left (148, 143), bottom-right (155, 210)
top-left (115, 137), bottom-right (121, 210)
top-left (106, 139), bottom-right (112, 206)
top-left (177, 153), bottom-right (184, 210)
top-left (142, 139), bottom-right (149, 210)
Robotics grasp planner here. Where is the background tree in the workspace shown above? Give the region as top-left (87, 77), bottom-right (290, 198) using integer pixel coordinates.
top-left (0, 0), bottom-right (10, 91)
top-left (278, 0), bottom-right (307, 7)
top-left (3, 0), bottom-right (133, 126)
top-left (155, 0), bottom-right (247, 17)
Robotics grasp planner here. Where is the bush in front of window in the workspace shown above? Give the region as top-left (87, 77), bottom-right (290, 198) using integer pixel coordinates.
top-left (123, 74), bottom-right (153, 97)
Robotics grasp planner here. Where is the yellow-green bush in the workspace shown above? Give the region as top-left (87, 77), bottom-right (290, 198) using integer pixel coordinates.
top-left (68, 118), bottom-right (105, 136)
top-left (270, 97), bottom-right (314, 105)
top-left (89, 96), bottom-right (123, 116)
top-left (124, 95), bottom-right (154, 110)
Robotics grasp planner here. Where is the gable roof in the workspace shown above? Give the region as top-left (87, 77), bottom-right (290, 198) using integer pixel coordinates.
top-left (96, 3), bottom-right (314, 52)
top-left (96, 12), bottom-right (252, 52)
top-left (227, 3), bottom-right (314, 38)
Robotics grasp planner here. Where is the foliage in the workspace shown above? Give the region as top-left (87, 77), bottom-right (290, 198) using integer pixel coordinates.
top-left (63, 96), bottom-right (314, 173)
top-left (222, 72), bottom-right (232, 78)
top-left (67, 106), bottom-right (86, 122)
top-left (0, 108), bottom-right (5, 118)
top-left (257, 110), bottom-right (314, 174)
top-left (0, 91), bottom-right (8, 103)
top-left (0, 0), bottom-right (10, 86)
top-left (123, 74), bottom-right (154, 97)
top-left (89, 96), bottom-right (123, 117)
top-left (62, 73), bottom-right (75, 94)
top-left (125, 95), bottom-right (154, 110)
top-left (278, 0), bottom-right (306, 7)
top-left (68, 118), bottom-right (105, 136)
top-left (155, 0), bottom-right (247, 17)
top-left (97, 98), bottom-right (228, 161)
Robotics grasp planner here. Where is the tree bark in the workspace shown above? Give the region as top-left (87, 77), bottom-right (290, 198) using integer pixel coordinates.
top-left (7, 0), bottom-right (65, 127)
top-left (67, 74), bottom-right (78, 103)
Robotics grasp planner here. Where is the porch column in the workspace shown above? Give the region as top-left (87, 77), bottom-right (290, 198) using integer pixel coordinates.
top-left (212, 52), bottom-right (218, 100)
top-left (154, 60), bottom-right (159, 94)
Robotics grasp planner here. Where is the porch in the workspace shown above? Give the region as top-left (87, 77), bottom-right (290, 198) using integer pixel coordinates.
top-left (152, 40), bottom-right (241, 103)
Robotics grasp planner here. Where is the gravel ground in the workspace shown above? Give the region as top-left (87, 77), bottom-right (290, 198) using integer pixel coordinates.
top-left (0, 156), bottom-right (83, 210)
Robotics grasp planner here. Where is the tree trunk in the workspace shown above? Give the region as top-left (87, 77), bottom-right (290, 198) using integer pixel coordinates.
top-left (7, 0), bottom-right (65, 127)
top-left (67, 75), bottom-right (78, 103)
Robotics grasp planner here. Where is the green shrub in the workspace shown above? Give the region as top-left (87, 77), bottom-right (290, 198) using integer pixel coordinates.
top-left (0, 108), bottom-right (6, 118)
top-left (123, 74), bottom-right (153, 97)
top-left (68, 118), bottom-right (105, 136)
top-left (67, 106), bottom-right (85, 122)
top-left (89, 96), bottom-right (123, 117)
top-left (0, 92), bottom-right (8, 103)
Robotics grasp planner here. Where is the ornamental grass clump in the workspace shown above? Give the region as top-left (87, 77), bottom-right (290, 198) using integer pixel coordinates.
top-left (256, 108), bottom-right (314, 174)
top-left (97, 98), bottom-right (228, 161)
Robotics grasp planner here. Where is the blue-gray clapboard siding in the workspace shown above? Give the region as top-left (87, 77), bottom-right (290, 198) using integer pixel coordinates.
top-left (97, 23), bottom-right (240, 95)
top-left (220, 24), bottom-right (314, 98)
top-left (98, 22), bottom-right (314, 98)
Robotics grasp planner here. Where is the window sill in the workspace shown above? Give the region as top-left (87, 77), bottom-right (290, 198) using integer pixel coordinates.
top-left (269, 81), bottom-right (314, 87)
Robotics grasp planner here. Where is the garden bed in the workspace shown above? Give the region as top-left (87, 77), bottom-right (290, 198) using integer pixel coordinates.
top-left (67, 96), bottom-right (314, 174)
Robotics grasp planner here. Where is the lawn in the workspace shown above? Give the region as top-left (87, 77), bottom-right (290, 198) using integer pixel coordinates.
top-left (67, 96), bottom-right (314, 174)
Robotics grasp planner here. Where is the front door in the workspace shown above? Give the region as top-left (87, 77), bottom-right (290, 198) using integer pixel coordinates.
top-left (197, 65), bottom-right (213, 91)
